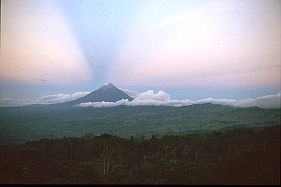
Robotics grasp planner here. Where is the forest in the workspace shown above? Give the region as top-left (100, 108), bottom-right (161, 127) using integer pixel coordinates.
top-left (1, 104), bottom-right (280, 144)
top-left (0, 125), bottom-right (280, 184)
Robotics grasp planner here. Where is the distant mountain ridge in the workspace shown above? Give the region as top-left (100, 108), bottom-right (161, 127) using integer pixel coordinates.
top-left (59, 83), bottom-right (133, 106)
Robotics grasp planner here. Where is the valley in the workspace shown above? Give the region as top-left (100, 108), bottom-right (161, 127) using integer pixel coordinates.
top-left (0, 104), bottom-right (279, 144)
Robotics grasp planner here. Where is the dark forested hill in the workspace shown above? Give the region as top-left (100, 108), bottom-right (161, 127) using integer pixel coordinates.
top-left (0, 125), bottom-right (279, 184)
top-left (0, 104), bottom-right (280, 144)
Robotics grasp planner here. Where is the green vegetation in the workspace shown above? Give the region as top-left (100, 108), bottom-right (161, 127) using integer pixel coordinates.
top-left (0, 125), bottom-right (279, 184)
top-left (0, 104), bottom-right (280, 144)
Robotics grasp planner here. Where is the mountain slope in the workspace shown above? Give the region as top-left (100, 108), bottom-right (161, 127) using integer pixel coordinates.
top-left (58, 83), bottom-right (133, 106)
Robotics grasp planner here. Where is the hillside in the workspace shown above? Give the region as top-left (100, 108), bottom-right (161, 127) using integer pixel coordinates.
top-left (55, 83), bottom-right (133, 106)
top-left (0, 104), bottom-right (280, 144)
top-left (0, 125), bottom-right (279, 184)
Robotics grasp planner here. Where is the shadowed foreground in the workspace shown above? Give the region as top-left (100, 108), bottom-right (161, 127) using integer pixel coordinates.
top-left (0, 125), bottom-right (279, 184)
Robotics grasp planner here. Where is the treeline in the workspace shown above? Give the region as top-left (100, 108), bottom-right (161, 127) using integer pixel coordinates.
top-left (0, 125), bottom-right (280, 184)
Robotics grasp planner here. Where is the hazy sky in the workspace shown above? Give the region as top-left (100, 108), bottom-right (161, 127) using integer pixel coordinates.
top-left (0, 0), bottom-right (280, 101)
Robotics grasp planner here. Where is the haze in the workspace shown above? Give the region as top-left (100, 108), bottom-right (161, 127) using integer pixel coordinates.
top-left (0, 0), bottom-right (280, 103)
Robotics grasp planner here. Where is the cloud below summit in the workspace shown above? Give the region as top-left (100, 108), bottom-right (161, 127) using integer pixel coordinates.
top-left (78, 90), bottom-right (280, 109)
top-left (134, 90), bottom-right (170, 101)
top-left (0, 92), bottom-right (90, 106)
top-left (0, 89), bottom-right (279, 109)
top-left (39, 92), bottom-right (90, 104)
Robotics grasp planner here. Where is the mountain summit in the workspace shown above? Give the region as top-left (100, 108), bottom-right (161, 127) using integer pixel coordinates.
top-left (62, 83), bottom-right (133, 106)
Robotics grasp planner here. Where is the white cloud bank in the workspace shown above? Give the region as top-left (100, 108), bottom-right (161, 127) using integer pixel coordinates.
top-left (119, 88), bottom-right (170, 101)
top-left (0, 98), bottom-right (34, 107)
top-left (135, 90), bottom-right (170, 101)
top-left (78, 90), bottom-right (280, 109)
top-left (118, 88), bottom-right (141, 98)
top-left (39, 92), bottom-right (90, 104)
top-left (0, 91), bottom-right (90, 106)
top-left (1, 90), bottom-right (280, 109)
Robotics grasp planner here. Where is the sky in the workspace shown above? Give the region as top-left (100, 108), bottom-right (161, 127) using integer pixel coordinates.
top-left (0, 0), bottom-right (280, 104)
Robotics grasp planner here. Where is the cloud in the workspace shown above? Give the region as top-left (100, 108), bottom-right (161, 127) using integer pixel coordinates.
top-left (78, 90), bottom-right (171, 107)
top-left (134, 90), bottom-right (170, 101)
top-left (1, 89), bottom-right (279, 109)
top-left (0, 98), bottom-right (34, 107)
top-left (192, 98), bottom-right (238, 106)
top-left (78, 91), bottom-right (280, 109)
top-left (79, 99), bottom-right (130, 108)
top-left (39, 92), bottom-right (90, 104)
top-left (118, 88), bottom-right (171, 100)
top-left (236, 93), bottom-right (281, 109)
top-left (0, 91), bottom-right (90, 106)
top-left (118, 88), bottom-right (140, 98)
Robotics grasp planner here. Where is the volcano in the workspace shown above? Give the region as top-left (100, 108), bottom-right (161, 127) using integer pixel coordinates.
top-left (59, 83), bottom-right (133, 106)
